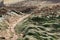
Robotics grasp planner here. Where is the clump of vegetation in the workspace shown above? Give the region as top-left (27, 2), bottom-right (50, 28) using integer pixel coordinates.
top-left (15, 5), bottom-right (60, 40)
top-left (0, 21), bottom-right (8, 30)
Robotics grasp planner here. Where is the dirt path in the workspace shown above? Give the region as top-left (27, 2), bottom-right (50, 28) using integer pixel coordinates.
top-left (9, 14), bottom-right (32, 40)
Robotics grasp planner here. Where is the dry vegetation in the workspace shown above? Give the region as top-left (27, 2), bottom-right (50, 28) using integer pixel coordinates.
top-left (0, 0), bottom-right (60, 40)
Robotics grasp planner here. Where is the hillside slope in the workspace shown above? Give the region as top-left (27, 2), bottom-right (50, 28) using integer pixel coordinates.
top-left (0, 0), bottom-right (60, 40)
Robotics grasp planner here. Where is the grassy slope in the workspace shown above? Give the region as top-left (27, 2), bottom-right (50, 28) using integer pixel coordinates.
top-left (15, 5), bottom-right (60, 40)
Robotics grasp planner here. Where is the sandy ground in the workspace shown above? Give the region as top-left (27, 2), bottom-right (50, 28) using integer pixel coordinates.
top-left (4, 0), bottom-right (24, 5)
top-left (5, 13), bottom-right (32, 40)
